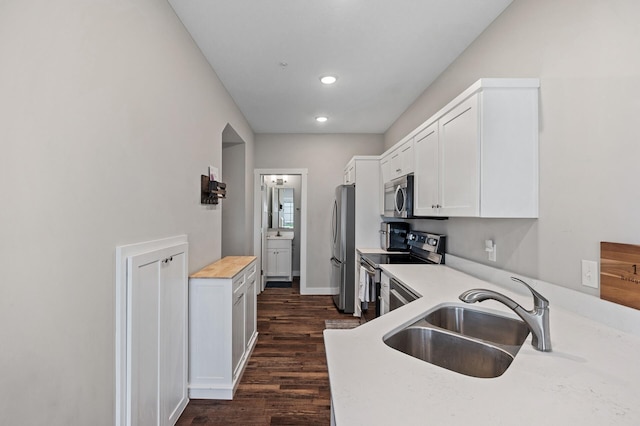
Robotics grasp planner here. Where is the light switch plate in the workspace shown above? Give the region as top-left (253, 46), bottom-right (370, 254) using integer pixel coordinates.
top-left (581, 260), bottom-right (599, 288)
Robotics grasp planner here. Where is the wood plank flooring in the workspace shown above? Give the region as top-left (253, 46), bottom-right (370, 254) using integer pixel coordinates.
top-left (177, 280), bottom-right (374, 425)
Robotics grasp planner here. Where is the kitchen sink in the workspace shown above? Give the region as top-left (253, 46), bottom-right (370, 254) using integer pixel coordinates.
top-left (384, 326), bottom-right (515, 378)
top-left (383, 305), bottom-right (530, 378)
top-left (423, 305), bottom-right (530, 347)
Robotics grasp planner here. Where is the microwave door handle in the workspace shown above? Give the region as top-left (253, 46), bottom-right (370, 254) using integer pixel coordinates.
top-left (394, 185), bottom-right (405, 214)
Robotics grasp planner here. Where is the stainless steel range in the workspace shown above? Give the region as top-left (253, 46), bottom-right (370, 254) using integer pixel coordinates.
top-left (360, 231), bottom-right (445, 317)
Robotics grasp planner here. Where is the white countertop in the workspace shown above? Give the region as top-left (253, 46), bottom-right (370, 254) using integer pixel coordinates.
top-left (324, 264), bottom-right (640, 425)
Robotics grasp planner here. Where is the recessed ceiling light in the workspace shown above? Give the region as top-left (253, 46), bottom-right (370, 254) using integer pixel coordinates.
top-left (316, 116), bottom-right (328, 123)
top-left (320, 75), bottom-right (337, 85)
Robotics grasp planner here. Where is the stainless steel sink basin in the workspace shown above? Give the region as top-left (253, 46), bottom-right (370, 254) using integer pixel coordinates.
top-left (384, 326), bottom-right (515, 378)
top-left (424, 306), bottom-right (530, 347)
top-left (383, 305), bottom-right (530, 378)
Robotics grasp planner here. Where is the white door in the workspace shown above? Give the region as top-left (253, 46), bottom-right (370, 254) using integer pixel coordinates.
top-left (261, 180), bottom-right (269, 291)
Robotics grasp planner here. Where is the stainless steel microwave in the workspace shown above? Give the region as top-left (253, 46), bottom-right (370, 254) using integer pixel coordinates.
top-left (383, 175), bottom-right (414, 218)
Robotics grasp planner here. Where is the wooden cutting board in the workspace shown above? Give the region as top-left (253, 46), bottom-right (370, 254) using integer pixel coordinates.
top-left (601, 242), bottom-right (640, 310)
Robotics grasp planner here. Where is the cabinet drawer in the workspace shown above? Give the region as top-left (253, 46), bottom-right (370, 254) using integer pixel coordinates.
top-left (232, 273), bottom-right (245, 293)
top-left (245, 262), bottom-right (257, 281)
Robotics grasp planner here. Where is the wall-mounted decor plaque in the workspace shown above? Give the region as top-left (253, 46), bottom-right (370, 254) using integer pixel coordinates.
top-left (601, 242), bottom-right (640, 310)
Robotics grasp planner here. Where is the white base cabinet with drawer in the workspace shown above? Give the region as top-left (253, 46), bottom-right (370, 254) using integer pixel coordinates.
top-left (265, 238), bottom-right (292, 281)
top-left (188, 257), bottom-right (257, 400)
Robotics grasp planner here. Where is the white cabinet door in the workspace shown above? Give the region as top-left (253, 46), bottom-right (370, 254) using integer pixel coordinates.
top-left (275, 248), bottom-right (291, 276)
top-left (266, 248), bottom-right (278, 276)
top-left (380, 156), bottom-right (392, 185)
top-left (128, 253), bottom-right (161, 426)
top-left (344, 162), bottom-right (355, 184)
top-left (438, 94), bottom-right (480, 217)
top-left (414, 122), bottom-right (440, 216)
top-left (399, 140), bottom-right (415, 176)
top-left (127, 243), bottom-right (188, 426)
top-left (231, 287), bottom-right (245, 378)
top-left (159, 250), bottom-right (188, 426)
top-left (244, 276), bottom-right (257, 351)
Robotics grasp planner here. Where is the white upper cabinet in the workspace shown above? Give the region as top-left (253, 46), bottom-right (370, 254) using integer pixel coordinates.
top-left (413, 122), bottom-right (440, 216)
top-left (380, 138), bottom-right (415, 183)
top-left (412, 78), bottom-right (539, 218)
top-left (343, 159), bottom-right (356, 184)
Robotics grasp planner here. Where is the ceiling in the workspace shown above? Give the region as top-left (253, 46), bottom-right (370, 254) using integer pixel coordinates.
top-left (168, 0), bottom-right (513, 134)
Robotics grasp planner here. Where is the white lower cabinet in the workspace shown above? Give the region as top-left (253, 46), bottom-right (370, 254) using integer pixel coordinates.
top-left (188, 257), bottom-right (258, 400)
top-left (121, 240), bottom-right (189, 426)
top-left (266, 238), bottom-right (292, 281)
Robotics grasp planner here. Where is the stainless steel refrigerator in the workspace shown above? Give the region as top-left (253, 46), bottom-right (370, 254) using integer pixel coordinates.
top-left (330, 184), bottom-right (356, 313)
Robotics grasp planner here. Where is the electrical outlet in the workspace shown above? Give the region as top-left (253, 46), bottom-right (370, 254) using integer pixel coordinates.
top-left (581, 260), bottom-right (599, 288)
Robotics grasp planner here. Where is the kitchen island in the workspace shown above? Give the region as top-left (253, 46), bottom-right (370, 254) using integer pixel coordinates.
top-left (324, 262), bottom-right (640, 425)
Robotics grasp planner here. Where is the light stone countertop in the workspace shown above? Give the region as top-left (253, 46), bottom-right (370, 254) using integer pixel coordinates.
top-left (324, 264), bottom-right (640, 425)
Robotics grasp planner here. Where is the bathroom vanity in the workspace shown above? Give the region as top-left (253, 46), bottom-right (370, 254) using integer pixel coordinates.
top-left (265, 232), bottom-right (293, 282)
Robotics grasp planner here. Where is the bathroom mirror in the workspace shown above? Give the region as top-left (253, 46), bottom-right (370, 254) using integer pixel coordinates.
top-left (270, 187), bottom-right (294, 229)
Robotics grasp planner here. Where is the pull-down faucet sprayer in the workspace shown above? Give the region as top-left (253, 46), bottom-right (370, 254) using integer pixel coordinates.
top-left (459, 277), bottom-right (552, 352)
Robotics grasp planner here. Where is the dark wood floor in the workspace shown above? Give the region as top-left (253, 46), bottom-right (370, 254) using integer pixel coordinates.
top-left (177, 280), bottom-right (374, 425)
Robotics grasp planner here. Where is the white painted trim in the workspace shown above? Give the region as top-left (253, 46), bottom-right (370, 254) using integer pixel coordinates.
top-left (254, 169), bottom-right (308, 294)
top-left (114, 235), bottom-right (188, 426)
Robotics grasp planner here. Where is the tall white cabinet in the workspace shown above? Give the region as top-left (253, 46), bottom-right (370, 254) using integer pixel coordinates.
top-left (342, 156), bottom-right (382, 316)
top-left (115, 235), bottom-right (189, 426)
top-left (188, 256), bottom-right (258, 400)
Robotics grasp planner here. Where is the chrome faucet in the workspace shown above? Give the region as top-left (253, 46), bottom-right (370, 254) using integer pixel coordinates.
top-left (459, 277), bottom-right (552, 352)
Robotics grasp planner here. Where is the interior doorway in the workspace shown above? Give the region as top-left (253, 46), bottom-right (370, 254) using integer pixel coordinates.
top-left (253, 169), bottom-right (308, 294)
top-left (222, 124), bottom-right (249, 256)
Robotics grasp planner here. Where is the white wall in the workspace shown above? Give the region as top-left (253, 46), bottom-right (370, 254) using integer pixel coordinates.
top-left (386, 0), bottom-right (640, 294)
top-left (222, 142), bottom-right (247, 256)
top-left (0, 0), bottom-right (253, 424)
top-left (255, 134), bottom-right (384, 291)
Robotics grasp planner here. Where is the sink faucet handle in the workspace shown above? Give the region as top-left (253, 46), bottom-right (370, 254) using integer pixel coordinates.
top-left (511, 277), bottom-right (548, 309)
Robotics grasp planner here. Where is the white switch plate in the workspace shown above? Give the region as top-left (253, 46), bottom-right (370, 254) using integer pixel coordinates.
top-left (581, 260), bottom-right (599, 288)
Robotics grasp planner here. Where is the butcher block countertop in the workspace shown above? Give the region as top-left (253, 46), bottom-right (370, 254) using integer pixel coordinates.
top-left (190, 256), bottom-right (256, 279)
